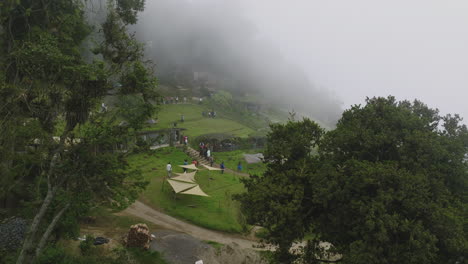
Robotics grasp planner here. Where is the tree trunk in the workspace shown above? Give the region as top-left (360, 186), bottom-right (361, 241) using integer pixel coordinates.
top-left (16, 131), bottom-right (69, 264)
top-left (16, 188), bottom-right (55, 264)
top-left (33, 203), bottom-right (70, 261)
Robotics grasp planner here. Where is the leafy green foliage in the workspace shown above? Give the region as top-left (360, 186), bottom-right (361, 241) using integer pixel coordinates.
top-left (0, 0), bottom-right (158, 263)
top-left (236, 118), bottom-right (324, 262)
top-left (314, 97), bottom-right (467, 264)
top-left (237, 97), bottom-right (467, 264)
top-left (78, 235), bottom-right (95, 255)
top-left (116, 94), bottom-right (155, 130)
top-left (116, 0), bottom-right (146, 25)
top-left (96, 7), bottom-right (143, 66)
top-left (32, 244), bottom-right (167, 264)
top-left (210, 90), bottom-right (233, 110)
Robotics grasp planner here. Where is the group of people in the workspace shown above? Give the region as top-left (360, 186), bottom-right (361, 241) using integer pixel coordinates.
top-left (166, 159), bottom-right (241, 177)
top-left (199, 142), bottom-right (217, 168)
top-left (201, 110), bottom-right (216, 118)
top-left (163, 96), bottom-right (187, 104)
top-left (164, 142), bottom-right (244, 177)
top-left (199, 142), bottom-right (211, 157)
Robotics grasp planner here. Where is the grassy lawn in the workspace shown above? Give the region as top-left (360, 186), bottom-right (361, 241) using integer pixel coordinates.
top-left (144, 104), bottom-right (255, 138)
top-left (127, 147), bottom-right (247, 233)
top-left (212, 149), bottom-right (266, 176)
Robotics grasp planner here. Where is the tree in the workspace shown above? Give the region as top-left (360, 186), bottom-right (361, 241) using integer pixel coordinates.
top-left (314, 97), bottom-right (467, 264)
top-left (210, 90), bottom-right (233, 110)
top-left (236, 117), bottom-right (324, 262)
top-left (237, 97), bottom-right (467, 264)
top-left (0, 0), bottom-right (157, 263)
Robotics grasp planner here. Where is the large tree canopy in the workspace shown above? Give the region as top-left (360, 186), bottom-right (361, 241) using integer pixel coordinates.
top-left (237, 97), bottom-right (467, 264)
top-left (0, 0), bottom-right (157, 263)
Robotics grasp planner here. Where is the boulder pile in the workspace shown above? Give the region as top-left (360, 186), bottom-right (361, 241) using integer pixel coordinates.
top-left (124, 223), bottom-right (152, 250)
top-left (0, 217), bottom-right (28, 250)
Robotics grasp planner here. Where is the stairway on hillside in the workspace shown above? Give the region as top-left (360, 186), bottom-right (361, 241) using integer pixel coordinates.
top-left (182, 146), bottom-right (249, 177)
top-left (184, 146), bottom-right (210, 166)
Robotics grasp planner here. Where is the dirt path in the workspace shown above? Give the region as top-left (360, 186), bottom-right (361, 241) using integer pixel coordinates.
top-left (121, 200), bottom-right (260, 249)
top-left (123, 201), bottom-right (341, 261)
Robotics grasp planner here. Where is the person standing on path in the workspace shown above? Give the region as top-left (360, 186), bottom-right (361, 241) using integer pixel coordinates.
top-left (220, 162), bottom-right (225, 174)
top-left (237, 161), bottom-right (242, 172)
top-left (210, 156), bottom-right (214, 167)
top-left (166, 162), bottom-right (172, 178)
top-left (183, 159), bottom-right (188, 172)
top-left (206, 149), bottom-right (211, 158)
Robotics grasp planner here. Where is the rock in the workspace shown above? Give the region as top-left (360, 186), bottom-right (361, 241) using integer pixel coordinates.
top-left (0, 217), bottom-right (28, 250)
top-left (124, 223), bottom-right (152, 250)
top-left (94, 236), bottom-right (110, 245)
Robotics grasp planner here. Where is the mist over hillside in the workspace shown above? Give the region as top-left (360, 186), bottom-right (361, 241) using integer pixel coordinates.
top-left (133, 0), bottom-right (342, 126)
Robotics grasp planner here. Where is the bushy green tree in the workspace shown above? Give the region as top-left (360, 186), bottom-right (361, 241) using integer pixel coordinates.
top-left (236, 117), bottom-right (324, 262)
top-left (210, 90), bottom-right (234, 110)
top-left (314, 97), bottom-right (467, 264)
top-left (0, 0), bottom-right (157, 263)
top-left (237, 97), bottom-right (467, 264)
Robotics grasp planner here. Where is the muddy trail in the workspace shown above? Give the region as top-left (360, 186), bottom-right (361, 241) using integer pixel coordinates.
top-left (121, 200), bottom-right (260, 249)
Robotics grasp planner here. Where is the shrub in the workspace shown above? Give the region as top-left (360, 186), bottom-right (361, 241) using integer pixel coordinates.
top-left (79, 235), bottom-right (95, 255)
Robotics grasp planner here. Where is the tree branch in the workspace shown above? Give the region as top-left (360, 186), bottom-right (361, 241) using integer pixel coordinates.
top-left (16, 186), bottom-right (54, 264)
top-left (34, 203), bottom-right (70, 260)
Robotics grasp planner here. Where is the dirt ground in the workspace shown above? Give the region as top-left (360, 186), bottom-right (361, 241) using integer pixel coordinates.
top-left (120, 200), bottom-right (259, 249)
top-left (151, 230), bottom-right (266, 264)
top-left (121, 200), bottom-right (341, 263)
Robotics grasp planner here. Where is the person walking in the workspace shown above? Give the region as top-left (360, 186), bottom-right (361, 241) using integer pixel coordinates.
top-left (166, 162), bottom-right (172, 178)
top-left (183, 159), bottom-right (188, 172)
top-left (206, 149), bottom-right (211, 158)
top-left (237, 161), bottom-right (242, 172)
top-left (220, 162), bottom-right (225, 174)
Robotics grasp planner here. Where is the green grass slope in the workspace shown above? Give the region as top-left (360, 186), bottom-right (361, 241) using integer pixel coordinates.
top-left (144, 104), bottom-right (255, 138)
top-left (128, 147), bottom-right (246, 233)
top-left (212, 150), bottom-right (266, 176)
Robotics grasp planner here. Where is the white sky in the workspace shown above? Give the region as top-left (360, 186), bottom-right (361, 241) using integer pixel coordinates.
top-left (238, 0), bottom-right (468, 120)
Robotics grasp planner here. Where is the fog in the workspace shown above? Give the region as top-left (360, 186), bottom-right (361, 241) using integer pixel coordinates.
top-left (135, 0), bottom-right (468, 125)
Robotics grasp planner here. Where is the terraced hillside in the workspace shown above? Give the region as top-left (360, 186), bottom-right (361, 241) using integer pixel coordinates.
top-left (143, 104), bottom-right (256, 138)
